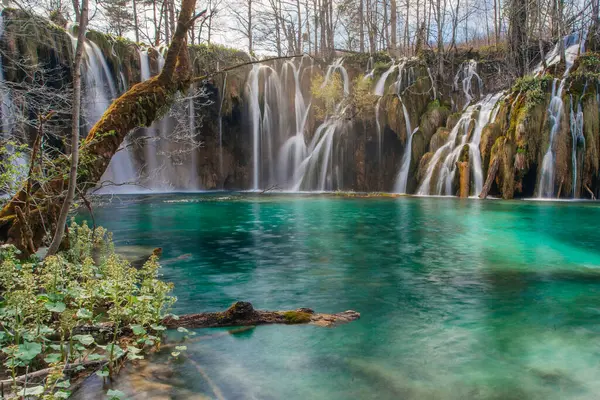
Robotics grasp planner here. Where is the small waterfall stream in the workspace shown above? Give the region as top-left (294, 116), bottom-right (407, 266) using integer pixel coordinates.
top-left (417, 93), bottom-right (503, 196)
top-left (537, 33), bottom-right (584, 198)
top-left (453, 60), bottom-right (482, 110)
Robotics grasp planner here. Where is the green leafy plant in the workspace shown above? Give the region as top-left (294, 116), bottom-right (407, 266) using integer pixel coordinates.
top-left (0, 220), bottom-right (175, 398)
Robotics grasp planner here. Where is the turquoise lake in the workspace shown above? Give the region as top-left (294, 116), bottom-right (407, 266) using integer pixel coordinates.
top-left (74, 194), bottom-right (600, 399)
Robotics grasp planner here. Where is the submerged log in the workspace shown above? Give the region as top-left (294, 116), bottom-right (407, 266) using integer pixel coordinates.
top-left (162, 301), bottom-right (360, 329)
top-left (479, 156), bottom-right (500, 199)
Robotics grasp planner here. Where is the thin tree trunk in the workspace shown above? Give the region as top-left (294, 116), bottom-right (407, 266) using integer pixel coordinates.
top-left (494, 0), bottom-right (499, 45)
top-left (538, 0), bottom-right (547, 69)
top-left (164, 0), bottom-right (171, 44)
top-left (359, 0), bottom-right (365, 52)
top-left (306, 0), bottom-right (311, 54)
top-left (391, 0), bottom-right (397, 53)
top-left (383, 0), bottom-right (389, 50)
top-left (405, 0), bottom-right (410, 54)
top-left (248, 0), bottom-right (253, 53)
top-left (297, 0), bottom-right (303, 52)
top-left (132, 0), bottom-right (140, 43)
top-left (46, 0), bottom-right (89, 257)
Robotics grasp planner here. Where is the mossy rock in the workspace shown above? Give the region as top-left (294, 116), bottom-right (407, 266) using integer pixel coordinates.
top-left (430, 127), bottom-right (450, 153)
top-left (446, 112), bottom-right (462, 130)
top-left (283, 311), bottom-right (312, 324)
top-left (480, 123), bottom-right (501, 172)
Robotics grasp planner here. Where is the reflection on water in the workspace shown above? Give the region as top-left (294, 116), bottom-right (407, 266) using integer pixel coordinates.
top-left (74, 194), bottom-right (600, 399)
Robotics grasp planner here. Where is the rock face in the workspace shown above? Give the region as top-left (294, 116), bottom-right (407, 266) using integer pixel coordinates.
top-left (2, 9), bottom-right (600, 199)
top-left (162, 301), bottom-right (361, 328)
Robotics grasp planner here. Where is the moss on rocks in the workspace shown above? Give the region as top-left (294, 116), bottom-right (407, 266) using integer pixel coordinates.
top-left (283, 311), bottom-right (312, 324)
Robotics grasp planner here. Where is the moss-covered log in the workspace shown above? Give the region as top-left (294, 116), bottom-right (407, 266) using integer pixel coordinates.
top-left (0, 0), bottom-right (203, 256)
top-left (162, 301), bottom-right (361, 328)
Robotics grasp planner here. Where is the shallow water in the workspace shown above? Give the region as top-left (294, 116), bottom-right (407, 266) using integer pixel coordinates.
top-left (74, 194), bottom-right (600, 399)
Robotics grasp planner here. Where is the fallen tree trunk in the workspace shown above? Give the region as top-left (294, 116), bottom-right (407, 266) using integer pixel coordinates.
top-left (162, 301), bottom-right (360, 328)
top-left (479, 156), bottom-right (500, 199)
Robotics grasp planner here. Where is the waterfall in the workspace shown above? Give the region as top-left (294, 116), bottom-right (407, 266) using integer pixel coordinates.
top-left (290, 59), bottom-right (350, 191)
top-left (0, 15), bottom-right (14, 140)
top-left (364, 56), bottom-right (375, 80)
top-left (247, 64), bottom-right (262, 190)
top-left (0, 14), bottom-right (25, 178)
top-left (373, 62), bottom-right (398, 165)
top-left (417, 93), bottom-right (503, 196)
top-left (188, 83), bottom-right (198, 189)
top-left (374, 63), bottom-right (397, 96)
top-left (393, 98), bottom-right (416, 193)
top-left (569, 94), bottom-right (585, 197)
top-left (218, 73), bottom-right (227, 180)
top-left (453, 60), bottom-right (482, 110)
top-left (75, 33), bottom-right (138, 193)
top-left (537, 33), bottom-right (583, 198)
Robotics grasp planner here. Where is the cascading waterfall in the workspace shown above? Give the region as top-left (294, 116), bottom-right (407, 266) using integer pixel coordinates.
top-left (569, 93), bottom-right (585, 196)
top-left (453, 60), bottom-right (482, 110)
top-left (0, 15), bottom-right (14, 140)
top-left (292, 58), bottom-right (350, 191)
top-left (393, 105), bottom-right (416, 194)
top-left (373, 62), bottom-right (398, 163)
top-left (74, 31), bottom-right (139, 193)
top-left (0, 14), bottom-right (26, 176)
top-left (537, 33), bottom-right (584, 198)
top-left (218, 73), bottom-right (227, 179)
top-left (417, 93), bottom-right (503, 196)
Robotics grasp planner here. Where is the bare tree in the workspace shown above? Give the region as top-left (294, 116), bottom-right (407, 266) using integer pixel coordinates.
top-left (47, 0), bottom-right (89, 256)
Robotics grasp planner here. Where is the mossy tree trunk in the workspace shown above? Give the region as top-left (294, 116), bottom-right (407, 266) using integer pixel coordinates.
top-left (0, 0), bottom-right (203, 257)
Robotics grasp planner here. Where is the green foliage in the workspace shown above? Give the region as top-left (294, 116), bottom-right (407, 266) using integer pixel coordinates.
top-left (283, 311), bottom-right (312, 324)
top-left (350, 76), bottom-right (378, 119)
top-left (373, 61), bottom-right (393, 78)
top-left (342, 51), bottom-right (391, 68)
top-left (0, 220), bottom-right (175, 398)
top-left (311, 72), bottom-right (344, 119)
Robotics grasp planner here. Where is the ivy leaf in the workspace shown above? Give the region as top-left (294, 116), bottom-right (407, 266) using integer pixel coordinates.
top-left (96, 369), bottom-right (109, 377)
top-left (19, 385), bottom-right (45, 396)
top-left (54, 390), bottom-right (71, 399)
top-left (16, 341), bottom-right (42, 361)
top-left (44, 353), bottom-right (62, 363)
top-left (45, 301), bottom-right (66, 313)
top-left (87, 353), bottom-right (105, 361)
top-left (171, 351), bottom-right (180, 357)
top-left (175, 345), bottom-right (187, 351)
top-left (72, 334), bottom-right (94, 346)
top-left (150, 324), bottom-right (166, 331)
top-left (76, 308), bottom-right (93, 319)
top-left (106, 389), bottom-right (126, 399)
top-left (130, 324), bottom-right (146, 336)
top-left (55, 379), bottom-right (70, 388)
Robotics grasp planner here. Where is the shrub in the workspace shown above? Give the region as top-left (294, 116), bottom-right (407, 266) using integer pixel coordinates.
top-left (0, 220), bottom-right (175, 398)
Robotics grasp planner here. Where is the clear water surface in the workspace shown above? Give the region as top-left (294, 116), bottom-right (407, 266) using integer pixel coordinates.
top-left (73, 194), bottom-right (600, 399)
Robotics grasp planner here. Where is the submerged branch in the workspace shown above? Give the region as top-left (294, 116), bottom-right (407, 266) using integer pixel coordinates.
top-left (162, 301), bottom-right (360, 329)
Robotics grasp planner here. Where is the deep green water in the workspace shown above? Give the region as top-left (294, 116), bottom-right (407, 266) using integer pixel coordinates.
top-left (74, 194), bottom-right (600, 399)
